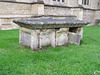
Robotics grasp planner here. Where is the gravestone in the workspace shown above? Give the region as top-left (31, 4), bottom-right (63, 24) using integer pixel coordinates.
top-left (14, 19), bottom-right (89, 50)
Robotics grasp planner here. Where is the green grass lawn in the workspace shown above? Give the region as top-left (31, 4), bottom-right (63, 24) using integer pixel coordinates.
top-left (0, 26), bottom-right (100, 75)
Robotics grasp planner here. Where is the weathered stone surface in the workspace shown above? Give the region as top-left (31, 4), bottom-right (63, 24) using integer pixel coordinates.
top-left (56, 28), bottom-right (69, 46)
top-left (77, 27), bottom-right (83, 40)
top-left (40, 29), bottom-right (51, 48)
top-left (68, 32), bottom-right (81, 45)
top-left (69, 27), bottom-right (83, 40)
top-left (19, 27), bottom-right (32, 47)
top-left (0, 2), bottom-right (31, 15)
top-left (31, 4), bottom-right (44, 15)
top-left (20, 31), bottom-right (31, 47)
top-left (18, 26), bottom-right (84, 50)
top-left (33, 15), bottom-right (76, 20)
top-left (13, 19), bottom-right (89, 29)
top-left (40, 29), bottom-right (55, 48)
top-left (19, 27), bottom-right (56, 50)
top-left (89, 13), bottom-right (100, 25)
top-left (83, 9), bottom-right (95, 22)
top-left (44, 6), bottom-right (71, 16)
top-left (31, 30), bottom-right (40, 49)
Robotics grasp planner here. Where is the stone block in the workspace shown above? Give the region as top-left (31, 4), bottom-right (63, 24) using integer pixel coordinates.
top-left (31, 30), bottom-right (40, 50)
top-left (68, 32), bottom-right (82, 45)
top-left (77, 27), bottom-right (83, 40)
top-left (31, 4), bottom-right (44, 15)
top-left (69, 27), bottom-right (83, 40)
top-left (19, 27), bottom-right (32, 47)
top-left (40, 29), bottom-right (55, 48)
top-left (0, 2), bottom-right (31, 15)
top-left (56, 28), bottom-right (69, 46)
top-left (19, 27), bottom-right (56, 50)
top-left (40, 29), bottom-right (51, 48)
top-left (44, 6), bottom-right (71, 16)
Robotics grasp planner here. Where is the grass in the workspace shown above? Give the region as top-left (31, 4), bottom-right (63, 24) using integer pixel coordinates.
top-left (0, 26), bottom-right (100, 75)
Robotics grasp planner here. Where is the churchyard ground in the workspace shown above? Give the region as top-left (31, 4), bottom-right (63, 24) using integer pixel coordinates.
top-left (0, 26), bottom-right (100, 75)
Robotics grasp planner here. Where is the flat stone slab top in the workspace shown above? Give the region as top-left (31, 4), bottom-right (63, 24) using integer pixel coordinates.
top-left (13, 19), bottom-right (89, 29)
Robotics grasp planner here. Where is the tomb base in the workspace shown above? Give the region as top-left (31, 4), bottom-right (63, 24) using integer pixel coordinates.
top-left (13, 19), bottom-right (89, 50)
top-left (19, 27), bottom-right (83, 50)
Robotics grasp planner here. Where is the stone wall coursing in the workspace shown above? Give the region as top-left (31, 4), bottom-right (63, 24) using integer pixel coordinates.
top-left (88, 10), bottom-right (100, 25)
top-left (83, 10), bottom-right (95, 22)
top-left (67, 0), bottom-right (78, 7)
top-left (98, 0), bottom-right (100, 9)
top-left (0, 17), bottom-right (31, 30)
top-left (43, 0), bottom-right (51, 5)
top-left (90, 0), bottom-right (99, 9)
top-left (44, 6), bottom-right (71, 16)
top-left (43, 0), bottom-right (99, 9)
top-left (95, 11), bottom-right (100, 19)
top-left (31, 4), bottom-right (44, 15)
top-left (0, 2), bottom-right (34, 30)
top-left (0, 2), bottom-right (31, 15)
top-left (43, 0), bottom-right (67, 6)
top-left (71, 8), bottom-right (100, 23)
top-left (71, 8), bottom-right (83, 20)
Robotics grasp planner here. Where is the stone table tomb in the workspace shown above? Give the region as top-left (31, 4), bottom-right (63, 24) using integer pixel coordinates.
top-left (13, 19), bottom-right (89, 50)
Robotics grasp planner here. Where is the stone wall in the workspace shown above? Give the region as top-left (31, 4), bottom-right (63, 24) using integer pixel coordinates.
top-left (43, 0), bottom-right (67, 6)
top-left (95, 11), bottom-right (100, 19)
top-left (44, 5), bottom-right (71, 16)
top-left (0, 1), bottom-right (34, 30)
top-left (0, 0), bottom-right (100, 30)
top-left (71, 7), bottom-right (100, 23)
top-left (98, 0), bottom-right (100, 9)
top-left (83, 9), bottom-right (95, 22)
top-left (90, 0), bottom-right (99, 9)
top-left (43, 0), bottom-right (100, 9)
top-left (0, 2), bottom-right (31, 15)
top-left (71, 8), bottom-right (83, 20)
top-left (67, 0), bottom-right (78, 7)
top-left (78, 0), bottom-right (99, 9)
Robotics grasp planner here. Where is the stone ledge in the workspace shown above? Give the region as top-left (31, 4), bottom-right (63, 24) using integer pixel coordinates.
top-left (44, 5), bottom-right (100, 11)
top-left (0, 15), bottom-right (33, 19)
top-left (33, 15), bottom-right (76, 18)
top-left (13, 19), bottom-right (89, 29)
top-left (0, 15), bottom-right (76, 19)
top-left (0, 0), bottom-right (44, 4)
